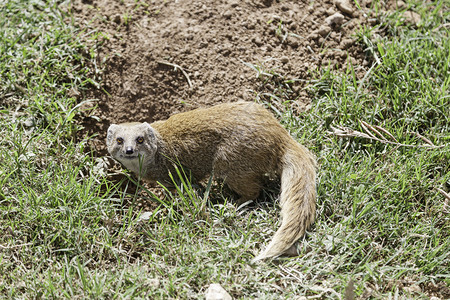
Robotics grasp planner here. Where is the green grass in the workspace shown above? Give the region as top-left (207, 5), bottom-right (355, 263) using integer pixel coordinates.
top-left (1, 0), bottom-right (449, 298)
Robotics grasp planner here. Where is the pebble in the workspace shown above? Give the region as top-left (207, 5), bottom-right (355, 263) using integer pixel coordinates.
top-left (252, 37), bottom-right (263, 46)
top-left (205, 284), bottom-right (232, 300)
top-left (402, 11), bottom-right (421, 26)
top-left (223, 10), bottom-right (233, 19)
top-left (246, 22), bottom-right (255, 29)
top-left (228, 0), bottom-right (239, 7)
top-left (396, 0), bottom-right (406, 9)
top-left (318, 25), bottom-right (332, 37)
top-left (403, 284), bottom-right (421, 294)
top-left (308, 32), bottom-right (319, 40)
top-left (23, 118), bottom-right (34, 127)
top-left (280, 56), bottom-right (289, 64)
top-left (340, 38), bottom-right (353, 49)
top-left (112, 14), bottom-right (121, 24)
top-left (325, 12), bottom-right (346, 26)
top-left (335, 0), bottom-right (355, 15)
top-left (326, 7), bottom-right (336, 15)
top-left (289, 39), bottom-right (299, 48)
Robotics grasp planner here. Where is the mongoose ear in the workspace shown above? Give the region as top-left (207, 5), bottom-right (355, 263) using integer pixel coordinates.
top-left (107, 124), bottom-right (119, 142)
top-left (141, 122), bottom-right (156, 140)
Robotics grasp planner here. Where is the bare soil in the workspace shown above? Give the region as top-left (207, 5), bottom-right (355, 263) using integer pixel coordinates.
top-left (70, 0), bottom-right (375, 154)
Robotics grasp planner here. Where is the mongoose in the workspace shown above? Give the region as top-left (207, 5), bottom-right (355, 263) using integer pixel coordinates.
top-left (106, 101), bottom-right (316, 261)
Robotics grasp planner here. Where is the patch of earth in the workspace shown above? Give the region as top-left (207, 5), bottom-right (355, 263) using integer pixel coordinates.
top-left (70, 0), bottom-right (378, 155)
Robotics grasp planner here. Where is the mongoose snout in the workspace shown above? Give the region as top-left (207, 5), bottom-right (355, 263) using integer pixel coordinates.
top-left (125, 147), bottom-right (134, 155)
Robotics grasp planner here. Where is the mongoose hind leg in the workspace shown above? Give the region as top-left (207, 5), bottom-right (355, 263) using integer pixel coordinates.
top-left (225, 175), bottom-right (262, 206)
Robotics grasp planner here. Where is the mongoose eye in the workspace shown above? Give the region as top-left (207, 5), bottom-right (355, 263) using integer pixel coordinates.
top-left (116, 137), bottom-right (124, 145)
top-left (136, 136), bottom-right (144, 144)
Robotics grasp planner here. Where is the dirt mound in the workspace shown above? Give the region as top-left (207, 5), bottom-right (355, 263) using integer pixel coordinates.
top-left (71, 0), bottom-right (372, 154)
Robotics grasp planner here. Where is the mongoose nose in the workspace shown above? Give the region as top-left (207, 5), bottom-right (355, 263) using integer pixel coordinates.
top-left (125, 147), bottom-right (134, 155)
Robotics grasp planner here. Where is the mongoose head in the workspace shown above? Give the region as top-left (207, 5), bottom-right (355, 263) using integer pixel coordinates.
top-left (106, 122), bottom-right (157, 175)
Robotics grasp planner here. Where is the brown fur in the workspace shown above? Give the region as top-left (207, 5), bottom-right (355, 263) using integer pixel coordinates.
top-left (106, 102), bottom-right (316, 261)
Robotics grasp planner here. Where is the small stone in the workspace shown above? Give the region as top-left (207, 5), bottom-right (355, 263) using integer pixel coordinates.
top-left (138, 211), bottom-right (153, 221)
top-left (205, 284), bottom-right (232, 300)
top-left (112, 14), bottom-right (121, 24)
top-left (325, 12), bottom-right (346, 26)
top-left (340, 38), bottom-right (353, 49)
top-left (318, 25), bottom-right (332, 37)
top-left (346, 20), bottom-right (355, 29)
top-left (252, 37), bottom-right (263, 46)
top-left (317, 7), bottom-right (326, 15)
top-left (271, 14), bottom-right (281, 22)
top-left (402, 11), bottom-right (421, 26)
top-left (308, 32), bottom-right (319, 40)
top-left (280, 56), bottom-right (289, 64)
top-left (335, 0), bottom-right (355, 15)
top-left (223, 10), bottom-right (233, 19)
top-left (246, 22), bottom-right (255, 29)
top-left (23, 118), bottom-right (34, 127)
top-left (396, 0), bottom-right (406, 9)
top-left (289, 39), bottom-right (299, 48)
top-left (262, 0), bottom-right (274, 7)
top-left (330, 31), bottom-right (338, 41)
top-left (404, 284), bottom-right (421, 294)
top-left (229, 0), bottom-right (239, 7)
top-left (221, 48), bottom-right (231, 56)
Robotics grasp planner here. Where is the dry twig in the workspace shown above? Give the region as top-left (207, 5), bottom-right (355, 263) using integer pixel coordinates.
top-left (436, 188), bottom-right (450, 213)
top-left (157, 60), bottom-right (193, 88)
top-left (0, 242), bottom-right (33, 249)
top-left (330, 122), bottom-right (446, 149)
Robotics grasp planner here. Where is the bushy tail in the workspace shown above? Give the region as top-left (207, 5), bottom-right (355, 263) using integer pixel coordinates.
top-left (253, 143), bottom-right (316, 261)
